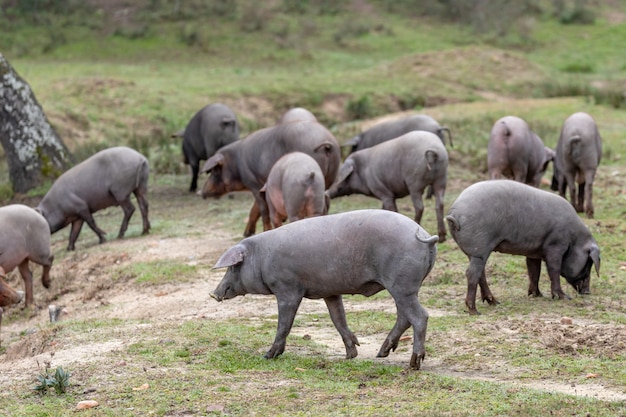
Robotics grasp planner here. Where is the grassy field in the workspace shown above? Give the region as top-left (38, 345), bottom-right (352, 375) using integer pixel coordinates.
top-left (0, 2), bottom-right (625, 416)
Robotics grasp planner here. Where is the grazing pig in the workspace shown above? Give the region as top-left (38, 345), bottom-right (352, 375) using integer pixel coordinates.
top-left (37, 146), bottom-right (150, 251)
top-left (344, 114), bottom-right (452, 153)
top-left (278, 107), bottom-right (317, 124)
top-left (446, 180), bottom-right (601, 315)
top-left (0, 205), bottom-right (53, 307)
top-left (177, 103), bottom-right (240, 192)
top-left (551, 112), bottom-right (602, 218)
top-left (201, 120), bottom-right (341, 236)
top-left (260, 152), bottom-right (328, 228)
top-left (487, 116), bottom-right (554, 187)
top-left (211, 209), bottom-right (438, 369)
top-left (327, 131), bottom-right (448, 242)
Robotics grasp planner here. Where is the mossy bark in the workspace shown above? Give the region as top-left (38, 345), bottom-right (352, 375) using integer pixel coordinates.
top-left (0, 53), bottom-right (72, 193)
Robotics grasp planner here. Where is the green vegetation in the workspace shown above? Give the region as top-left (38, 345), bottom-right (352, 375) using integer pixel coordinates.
top-left (0, 1), bottom-right (625, 416)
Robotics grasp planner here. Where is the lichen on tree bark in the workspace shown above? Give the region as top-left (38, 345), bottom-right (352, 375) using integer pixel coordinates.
top-left (0, 53), bottom-right (72, 193)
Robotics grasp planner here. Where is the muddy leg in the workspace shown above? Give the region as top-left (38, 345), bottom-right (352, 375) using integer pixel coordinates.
top-left (526, 257), bottom-right (543, 297)
top-left (243, 202), bottom-right (260, 237)
top-left (324, 295), bottom-right (359, 359)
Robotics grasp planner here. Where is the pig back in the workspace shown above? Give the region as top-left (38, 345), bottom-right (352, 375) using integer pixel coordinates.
top-left (247, 209), bottom-right (437, 287)
top-left (240, 121), bottom-right (340, 189)
top-left (0, 204), bottom-right (51, 271)
top-left (447, 180), bottom-right (585, 255)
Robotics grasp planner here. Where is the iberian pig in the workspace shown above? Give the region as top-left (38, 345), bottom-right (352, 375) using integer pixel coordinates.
top-left (0, 205), bottom-right (53, 307)
top-left (201, 120), bottom-right (340, 236)
top-left (446, 180), bottom-right (601, 315)
top-left (487, 116), bottom-right (554, 187)
top-left (344, 114), bottom-right (452, 153)
top-left (211, 209), bottom-right (438, 369)
top-left (177, 103), bottom-right (240, 192)
top-left (278, 107), bottom-right (317, 124)
top-left (260, 152), bottom-right (328, 228)
top-left (551, 112), bottom-right (602, 218)
top-left (37, 146), bottom-right (150, 251)
top-left (327, 131), bottom-right (448, 242)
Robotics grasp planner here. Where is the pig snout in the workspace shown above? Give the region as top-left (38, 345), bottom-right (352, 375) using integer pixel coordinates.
top-left (575, 277), bottom-right (591, 295)
top-left (209, 292), bottom-right (223, 302)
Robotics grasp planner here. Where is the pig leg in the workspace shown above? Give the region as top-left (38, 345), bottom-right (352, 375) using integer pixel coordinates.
top-left (189, 162), bottom-right (200, 193)
top-left (433, 183), bottom-right (446, 242)
top-left (465, 256), bottom-right (494, 315)
top-left (78, 209), bottom-right (107, 245)
top-left (134, 190), bottom-right (151, 234)
top-left (379, 194), bottom-right (398, 212)
top-left (546, 252), bottom-right (570, 300)
top-left (253, 192), bottom-right (273, 233)
top-left (18, 260), bottom-right (34, 307)
top-left (117, 198), bottom-right (136, 239)
top-left (265, 295), bottom-right (303, 359)
top-left (388, 292), bottom-right (429, 370)
top-left (408, 190), bottom-right (425, 224)
top-left (30, 254), bottom-right (53, 290)
top-left (583, 170), bottom-right (595, 218)
top-left (377, 311), bottom-right (410, 358)
top-left (244, 202), bottom-right (260, 237)
top-left (526, 257), bottom-right (543, 297)
top-left (68, 219), bottom-right (84, 251)
top-left (324, 295), bottom-right (359, 359)
top-left (564, 172), bottom-right (580, 212)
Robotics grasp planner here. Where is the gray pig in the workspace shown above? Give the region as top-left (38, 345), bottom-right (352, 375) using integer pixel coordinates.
top-left (210, 209), bottom-right (438, 369)
top-left (278, 107), bottom-right (317, 124)
top-left (177, 103), bottom-right (240, 192)
top-left (446, 180), bottom-right (600, 315)
top-left (551, 112), bottom-right (602, 218)
top-left (37, 146), bottom-right (150, 251)
top-left (328, 131), bottom-right (448, 242)
top-left (344, 114), bottom-right (452, 153)
top-left (487, 116), bottom-right (554, 187)
top-left (260, 152), bottom-right (328, 228)
top-left (0, 205), bottom-right (53, 307)
top-left (200, 120), bottom-right (340, 236)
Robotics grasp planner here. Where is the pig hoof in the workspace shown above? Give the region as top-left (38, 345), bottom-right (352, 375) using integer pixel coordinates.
top-left (409, 352), bottom-right (425, 370)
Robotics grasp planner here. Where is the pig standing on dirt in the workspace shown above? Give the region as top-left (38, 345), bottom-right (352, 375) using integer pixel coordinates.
top-left (327, 131), bottom-right (448, 242)
top-left (260, 152), bottom-right (328, 228)
top-left (175, 103), bottom-right (240, 192)
top-left (277, 107), bottom-right (317, 124)
top-left (551, 112), bottom-right (602, 218)
top-left (487, 116), bottom-right (554, 187)
top-left (200, 120), bottom-right (341, 236)
top-left (37, 146), bottom-right (151, 251)
top-left (0, 205), bottom-right (53, 307)
top-left (344, 114), bottom-right (453, 153)
top-left (446, 180), bottom-right (601, 315)
top-left (210, 209), bottom-right (438, 369)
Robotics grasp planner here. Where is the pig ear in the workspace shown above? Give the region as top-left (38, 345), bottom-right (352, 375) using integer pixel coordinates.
top-left (336, 159), bottom-right (355, 183)
top-left (201, 153), bottom-right (224, 174)
top-left (214, 244), bottom-right (247, 269)
top-left (589, 244), bottom-right (601, 276)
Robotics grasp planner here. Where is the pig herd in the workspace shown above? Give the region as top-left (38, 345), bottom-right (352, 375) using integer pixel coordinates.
top-left (0, 104), bottom-right (602, 371)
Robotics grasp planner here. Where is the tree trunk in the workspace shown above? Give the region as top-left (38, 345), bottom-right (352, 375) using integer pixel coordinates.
top-left (0, 53), bottom-right (72, 194)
